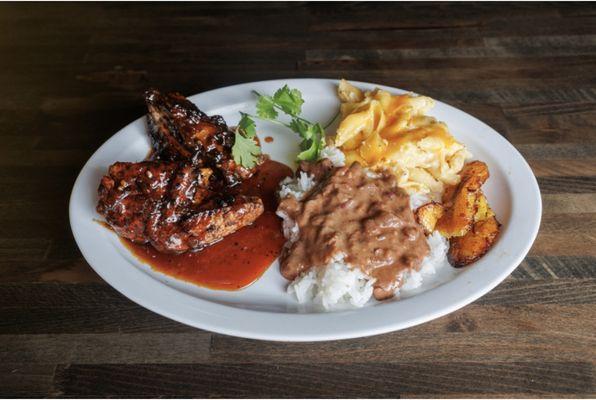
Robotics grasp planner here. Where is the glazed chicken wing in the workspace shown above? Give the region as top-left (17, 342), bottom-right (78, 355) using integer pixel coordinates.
top-left (97, 90), bottom-right (265, 253)
top-left (97, 161), bottom-right (263, 253)
top-left (97, 161), bottom-right (177, 243)
top-left (145, 89), bottom-right (255, 186)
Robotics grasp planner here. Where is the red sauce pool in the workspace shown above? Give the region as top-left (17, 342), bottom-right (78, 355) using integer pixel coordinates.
top-left (121, 159), bottom-right (293, 291)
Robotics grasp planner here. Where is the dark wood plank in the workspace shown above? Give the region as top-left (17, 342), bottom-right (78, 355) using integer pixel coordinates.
top-left (0, 305), bottom-right (593, 365)
top-left (515, 256), bottom-right (596, 279)
top-left (530, 161), bottom-right (596, 177)
top-left (531, 233), bottom-right (596, 257)
top-left (542, 193), bottom-right (596, 213)
top-left (52, 362), bottom-right (594, 398)
top-left (1, 300), bottom-right (594, 364)
top-left (0, 364), bottom-right (58, 398)
top-left (517, 143), bottom-right (596, 160)
top-left (0, 333), bottom-right (211, 364)
top-left (474, 279), bottom-right (596, 305)
top-left (539, 213), bottom-right (596, 234)
top-left (538, 176), bottom-right (596, 194)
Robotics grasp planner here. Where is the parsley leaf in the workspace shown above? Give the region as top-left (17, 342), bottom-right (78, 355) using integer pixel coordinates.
top-left (273, 85), bottom-right (304, 116)
top-left (232, 114), bottom-right (261, 168)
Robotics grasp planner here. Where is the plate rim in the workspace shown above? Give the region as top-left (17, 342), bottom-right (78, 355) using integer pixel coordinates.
top-left (69, 78), bottom-right (542, 342)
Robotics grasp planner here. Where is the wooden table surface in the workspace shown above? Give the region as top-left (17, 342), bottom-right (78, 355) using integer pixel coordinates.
top-left (1, 2), bottom-right (595, 398)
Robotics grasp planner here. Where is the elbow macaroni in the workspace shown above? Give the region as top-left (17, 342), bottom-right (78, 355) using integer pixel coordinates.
top-left (334, 80), bottom-right (471, 197)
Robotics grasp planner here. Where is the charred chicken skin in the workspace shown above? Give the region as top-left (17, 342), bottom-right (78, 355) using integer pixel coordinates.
top-left (145, 89), bottom-right (254, 186)
top-left (96, 90), bottom-right (264, 254)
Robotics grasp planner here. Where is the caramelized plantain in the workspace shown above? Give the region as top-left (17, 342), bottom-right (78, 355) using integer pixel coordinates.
top-left (435, 186), bottom-right (477, 238)
top-left (415, 202), bottom-right (444, 235)
top-left (418, 160), bottom-right (500, 266)
top-left (459, 161), bottom-right (489, 191)
top-left (448, 215), bottom-right (501, 267)
top-left (474, 191), bottom-right (494, 221)
top-left (435, 161), bottom-right (490, 237)
top-left (441, 183), bottom-right (458, 206)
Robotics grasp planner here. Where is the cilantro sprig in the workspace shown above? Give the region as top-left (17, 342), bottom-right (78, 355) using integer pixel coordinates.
top-left (232, 113), bottom-right (261, 169)
top-left (255, 85), bottom-right (328, 162)
top-left (232, 85), bottom-right (332, 168)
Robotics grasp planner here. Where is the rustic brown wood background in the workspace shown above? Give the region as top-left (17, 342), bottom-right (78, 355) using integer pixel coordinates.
top-left (1, 2), bottom-right (595, 398)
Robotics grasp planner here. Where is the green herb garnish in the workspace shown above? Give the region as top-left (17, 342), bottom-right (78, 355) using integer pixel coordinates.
top-left (232, 113), bottom-right (261, 168)
top-left (254, 85), bottom-right (326, 162)
top-left (232, 85), bottom-right (332, 167)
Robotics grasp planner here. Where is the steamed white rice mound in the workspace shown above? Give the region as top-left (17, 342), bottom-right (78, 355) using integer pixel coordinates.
top-left (279, 150), bottom-right (450, 311)
top-left (287, 253), bottom-right (374, 310)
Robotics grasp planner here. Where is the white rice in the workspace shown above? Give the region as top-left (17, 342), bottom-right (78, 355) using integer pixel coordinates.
top-left (319, 146), bottom-right (345, 167)
top-left (279, 152), bottom-right (450, 311)
top-left (398, 231), bottom-right (449, 292)
top-left (276, 172), bottom-right (316, 243)
top-left (409, 192), bottom-right (431, 210)
top-left (287, 253), bottom-right (374, 311)
top-left (277, 172), bottom-right (316, 201)
top-left (276, 209), bottom-right (300, 244)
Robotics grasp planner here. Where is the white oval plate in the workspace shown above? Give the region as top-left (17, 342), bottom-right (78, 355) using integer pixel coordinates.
top-left (69, 79), bottom-right (541, 341)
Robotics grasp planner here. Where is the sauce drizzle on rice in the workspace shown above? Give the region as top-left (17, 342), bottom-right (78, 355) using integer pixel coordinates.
top-left (278, 160), bottom-right (429, 300)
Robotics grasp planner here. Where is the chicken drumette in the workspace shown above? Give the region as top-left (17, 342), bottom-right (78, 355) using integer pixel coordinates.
top-left (96, 90), bottom-right (263, 253)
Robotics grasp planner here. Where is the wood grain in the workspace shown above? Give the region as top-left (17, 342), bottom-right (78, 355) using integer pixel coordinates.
top-left (48, 362), bottom-right (594, 398)
top-left (0, 2), bottom-right (594, 398)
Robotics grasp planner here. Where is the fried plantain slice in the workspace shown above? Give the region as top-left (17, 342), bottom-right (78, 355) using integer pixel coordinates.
top-left (442, 160), bottom-right (489, 203)
top-left (448, 215), bottom-right (501, 267)
top-left (435, 161), bottom-right (490, 237)
top-left (441, 183), bottom-right (458, 206)
top-left (459, 160), bottom-right (489, 191)
top-left (474, 191), bottom-right (494, 221)
top-left (415, 202), bottom-right (444, 235)
top-left (435, 186), bottom-right (477, 238)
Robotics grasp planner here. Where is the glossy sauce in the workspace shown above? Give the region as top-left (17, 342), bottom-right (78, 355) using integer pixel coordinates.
top-left (264, 136), bottom-right (274, 143)
top-left (122, 159), bottom-right (293, 290)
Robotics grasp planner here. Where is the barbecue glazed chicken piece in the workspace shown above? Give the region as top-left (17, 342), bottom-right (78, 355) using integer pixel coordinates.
top-left (97, 161), bottom-right (177, 244)
top-left (97, 90), bottom-right (264, 254)
top-left (97, 161), bottom-right (264, 253)
top-left (145, 89), bottom-right (256, 186)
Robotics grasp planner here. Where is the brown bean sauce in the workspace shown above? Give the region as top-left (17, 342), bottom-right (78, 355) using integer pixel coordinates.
top-left (278, 162), bottom-right (429, 300)
top-left (122, 159), bottom-right (293, 291)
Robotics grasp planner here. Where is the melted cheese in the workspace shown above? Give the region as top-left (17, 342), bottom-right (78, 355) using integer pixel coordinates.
top-left (334, 80), bottom-right (471, 196)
